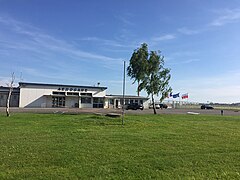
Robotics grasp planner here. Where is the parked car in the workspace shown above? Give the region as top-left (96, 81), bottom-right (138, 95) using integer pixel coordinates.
top-left (201, 104), bottom-right (214, 109)
top-left (149, 104), bottom-right (160, 109)
top-left (126, 103), bottom-right (144, 110)
top-left (159, 103), bottom-right (168, 109)
top-left (149, 103), bottom-right (168, 109)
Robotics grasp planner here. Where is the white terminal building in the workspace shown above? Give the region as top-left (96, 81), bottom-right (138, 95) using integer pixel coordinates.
top-left (0, 82), bottom-right (149, 109)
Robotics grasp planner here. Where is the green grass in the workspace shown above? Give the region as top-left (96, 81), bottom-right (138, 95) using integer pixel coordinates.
top-left (1, 113), bottom-right (240, 179)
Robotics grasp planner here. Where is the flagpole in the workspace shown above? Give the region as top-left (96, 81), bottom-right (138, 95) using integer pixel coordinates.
top-left (179, 94), bottom-right (180, 108)
top-left (122, 61), bottom-right (126, 126)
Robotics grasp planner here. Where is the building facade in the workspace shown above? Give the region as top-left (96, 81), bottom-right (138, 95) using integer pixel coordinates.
top-left (0, 82), bottom-right (149, 109)
top-left (0, 87), bottom-right (20, 107)
top-left (19, 82), bottom-right (107, 108)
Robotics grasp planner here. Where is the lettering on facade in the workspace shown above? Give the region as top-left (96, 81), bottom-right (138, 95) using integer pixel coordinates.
top-left (57, 87), bottom-right (88, 92)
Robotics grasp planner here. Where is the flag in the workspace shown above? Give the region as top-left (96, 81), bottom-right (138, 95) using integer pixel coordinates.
top-left (167, 92), bottom-right (172, 98)
top-left (181, 93), bottom-right (189, 99)
top-left (172, 93), bottom-right (180, 98)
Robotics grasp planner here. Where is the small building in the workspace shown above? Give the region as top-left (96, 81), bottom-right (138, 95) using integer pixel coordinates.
top-left (19, 82), bottom-right (107, 108)
top-left (0, 87), bottom-right (20, 107)
top-left (105, 95), bottom-right (149, 109)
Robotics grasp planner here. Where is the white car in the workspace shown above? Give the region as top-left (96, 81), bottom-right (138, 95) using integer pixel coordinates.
top-left (149, 104), bottom-right (160, 109)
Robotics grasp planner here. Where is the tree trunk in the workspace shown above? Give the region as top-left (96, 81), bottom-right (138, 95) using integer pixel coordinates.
top-left (137, 80), bottom-right (140, 97)
top-left (6, 88), bottom-right (13, 117)
top-left (151, 94), bottom-right (157, 114)
top-left (6, 72), bottom-right (15, 117)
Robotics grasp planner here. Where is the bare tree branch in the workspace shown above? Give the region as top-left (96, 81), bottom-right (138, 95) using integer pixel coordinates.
top-left (6, 72), bottom-right (15, 117)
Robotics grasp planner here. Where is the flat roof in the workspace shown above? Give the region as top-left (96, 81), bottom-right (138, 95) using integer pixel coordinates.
top-left (106, 94), bottom-right (149, 100)
top-left (0, 87), bottom-right (20, 93)
top-left (19, 82), bottom-right (107, 90)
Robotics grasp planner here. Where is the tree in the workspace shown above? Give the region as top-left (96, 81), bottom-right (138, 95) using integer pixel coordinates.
top-left (139, 50), bottom-right (172, 114)
top-left (6, 72), bottom-right (15, 117)
top-left (127, 43), bottom-right (148, 96)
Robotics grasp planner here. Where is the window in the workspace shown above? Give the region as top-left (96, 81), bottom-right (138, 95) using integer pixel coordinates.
top-left (120, 99), bottom-right (123, 105)
top-left (93, 97), bottom-right (103, 103)
top-left (52, 97), bottom-right (65, 107)
top-left (52, 91), bottom-right (65, 95)
top-left (93, 97), bottom-right (104, 108)
top-left (110, 99), bottom-right (114, 105)
top-left (0, 95), bottom-right (3, 99)
top-left (67, 92), bottom-right (79, 96)
top-left (130, 100), bottom-right (134, 104)
top-left (80, 93), bottom-right (92, 96)
top-left (125, 99), bottom-right (129, 105)
top-left (81, 97), bottom-right (91, 104)
top-left (140, 100), bottom-right (143, 104)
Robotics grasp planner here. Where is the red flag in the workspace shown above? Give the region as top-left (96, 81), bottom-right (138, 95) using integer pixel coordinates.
top-left (181, 93), bottom-right (188, 99)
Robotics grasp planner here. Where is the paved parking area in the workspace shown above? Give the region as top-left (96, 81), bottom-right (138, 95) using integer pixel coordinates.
top-left (1, 107), bottom-right (240, 116)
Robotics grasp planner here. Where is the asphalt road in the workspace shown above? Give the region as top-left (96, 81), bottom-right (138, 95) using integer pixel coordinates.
top-left (0, 107), bottom-right (240, 116)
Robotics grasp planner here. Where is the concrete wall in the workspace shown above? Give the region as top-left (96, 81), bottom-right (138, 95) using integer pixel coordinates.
top-left (19, 86), bottom-right (52, 108)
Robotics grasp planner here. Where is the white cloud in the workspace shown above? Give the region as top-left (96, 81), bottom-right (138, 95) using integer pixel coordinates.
top-left (178, 27), bottom-right (202, 35)
top-left (210, 8), bottom-right (240, 26)
top-left (79, 37), bottom-right (133, 48)
top-left (168, 59), bottom-right (200, 65)
top-left (0, 15), bottom-right (123, 66)
top-left (116, 15), bottom-right (135, 26)
top-left (152, 34), bottom-right (176, 41)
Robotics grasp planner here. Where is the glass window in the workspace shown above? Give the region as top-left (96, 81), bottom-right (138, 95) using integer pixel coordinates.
top-left (52, 97), bottom-right (65, 107)
top-left (120, 99), bottom-right (123, 105)
top-left (67, 92), bottom-right (79, 96)
top-left (93, 97), bottom-right (104, 103)
top-left (81, 97), bottom-right (91, 104)
top-left (110, 99), bottom-right (114, 105)
top-left (52, 91), bottom-right (65, 95)
top-left (93, 98), bottom-right (104, 108)
top-left (81, 93), bottom-right (92, 96)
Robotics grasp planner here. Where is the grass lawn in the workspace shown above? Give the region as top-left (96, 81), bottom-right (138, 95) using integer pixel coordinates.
top-left (0, 113), bottom-right (240, 179)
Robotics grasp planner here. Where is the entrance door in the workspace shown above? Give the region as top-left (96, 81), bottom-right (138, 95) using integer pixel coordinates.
top-left (52, 97), bottom-right (65, 107)
top-left (116, 100), bottom-right (119, 108)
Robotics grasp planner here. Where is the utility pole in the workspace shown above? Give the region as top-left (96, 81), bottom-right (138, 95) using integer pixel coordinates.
top-left (122, 61), bottom-right (126, 126)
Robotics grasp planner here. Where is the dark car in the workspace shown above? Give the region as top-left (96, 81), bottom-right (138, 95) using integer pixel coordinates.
top-left (201, 104), bottom-right (214, 109)
top-left (159, 103), bottom-right (168, 109)
top-left (126, 103), bottom-right (144, 110)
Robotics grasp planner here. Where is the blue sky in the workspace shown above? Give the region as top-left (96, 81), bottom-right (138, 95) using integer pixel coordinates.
top-left (0, 0), bottom-right (240, 103)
